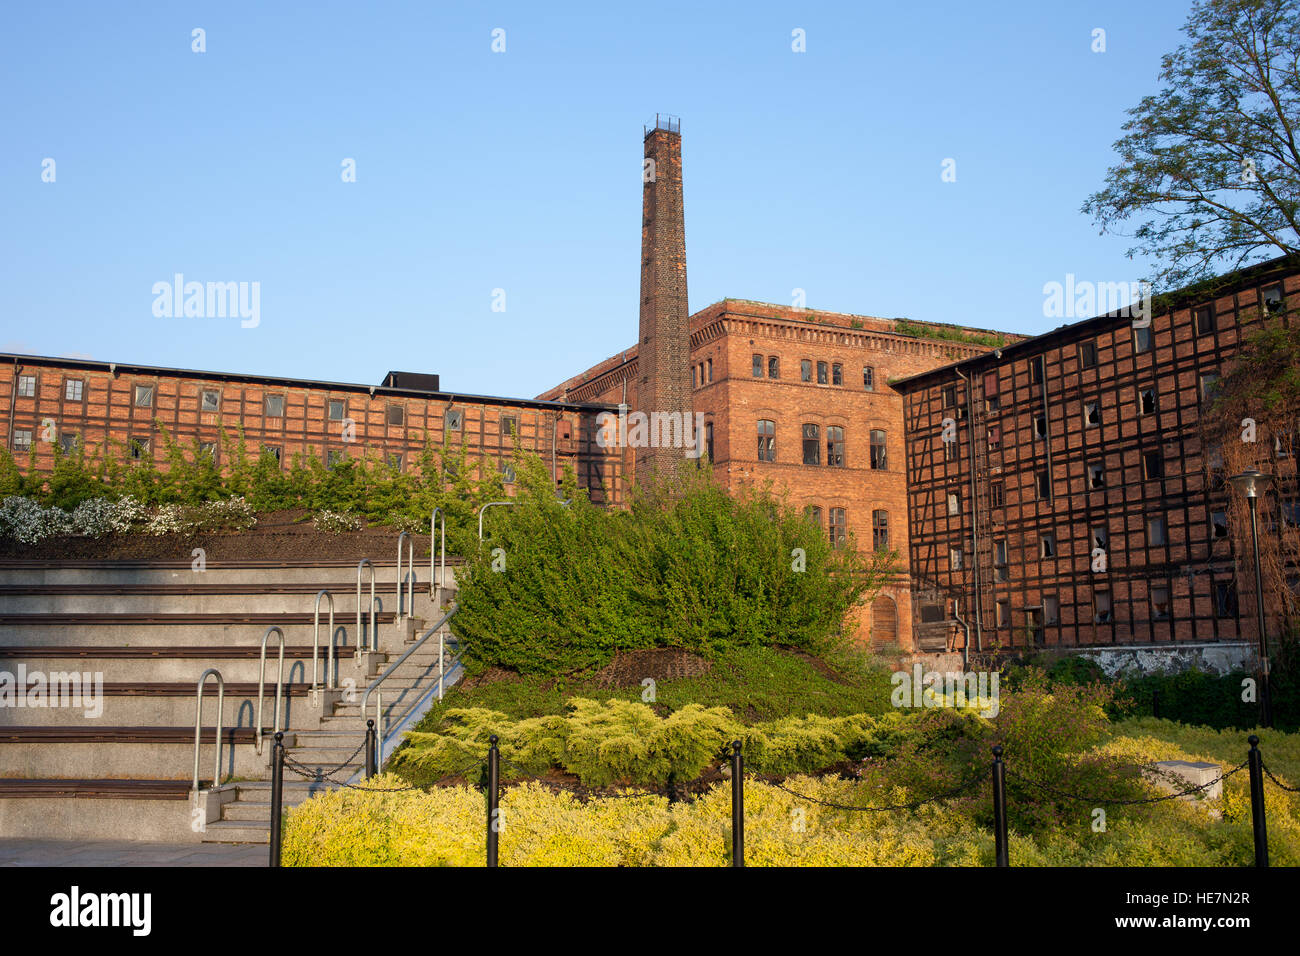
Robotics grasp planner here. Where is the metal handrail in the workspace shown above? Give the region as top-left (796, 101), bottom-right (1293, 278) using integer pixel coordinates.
top-left (360, 604), bottom-right (459, 759)
top-left (313, 590), bottom-right (336, 690)
top-left (478, 501), bottom-right (514, 542)
top-left (192, 668), bottom-right (225, 794)
top-left (431, 507), bottom-right (446, 600)
top-left (477, 499), bottom-right (569, 541)
top-left (256, 625), bottom-right (285, 755)
top-left (396, 531), bottom-right (415, 621)
top-left (356, 557), bottom-right (377, 653)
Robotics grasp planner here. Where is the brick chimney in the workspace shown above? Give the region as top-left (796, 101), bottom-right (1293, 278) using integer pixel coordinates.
top-left (635, 115), bottom-right (692, 481)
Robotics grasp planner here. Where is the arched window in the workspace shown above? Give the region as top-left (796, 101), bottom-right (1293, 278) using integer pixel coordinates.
top-left (826, 426), bottom-right (845, 467)
top-left (801, 424), bottom-right (820, 465)
top-left (757, 420), bottom-right (775, 461)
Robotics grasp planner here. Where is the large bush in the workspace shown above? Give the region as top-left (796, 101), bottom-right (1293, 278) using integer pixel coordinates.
top-left (452, 455), bottom-right (890, 675)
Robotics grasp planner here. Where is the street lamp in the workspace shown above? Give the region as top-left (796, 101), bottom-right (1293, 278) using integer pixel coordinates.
top-left (1228, 467), bottom-right (1274, 728)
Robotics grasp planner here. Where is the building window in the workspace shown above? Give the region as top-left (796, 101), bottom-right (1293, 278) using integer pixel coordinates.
top-left (801, 359), bottom-right (812, 382)
top-left (1036, 468), bottom-right (1051, 499)
top-left (944, 438), bottom-right (958, 462)
top-left (129, 436), bottom-right (151, 459)
top-left (988, 424), bottom-right (1001, 449)
top-left (816, 361), bottom-right (828, 384)
top-left (134, 384), bottom-right (154, 408)
top-left (1031, 357), bottom-right (1044, 383)
top-left (1262, 283), bottom-right (1284, 313)
top-left (1088, 462), bottom-right (1106, 490)
top-left (752, 354), bottom-right (763, 378)
top-left (199, 441), bottom-right (217, 459)
top-left (1151, 584), bottom-right (1171, 620)
top-left (1084, 401), bottom-right (1101, 427)
top-left (1140, 388), bottom-right (1157, 415)
top-left (950, 546), bottom-right (964, 571)
top-left (1092, 524), bottom-right (1109, 549)
top-left (12, 429), bottom-right (32, 452)
top-left (387, 452), bottom-right (403, 472)
top-left (1200, 372), bottom-right (1221, 403)
top-left (801, 424), bottom-right (820, 465)
top-left (1095, 591), bottom-right (1113, 624)
top-left (17, 375), bottom-right (36, 398)
top-left (387, 404), bottom-right (405, 426)
top-left (201, 389), bottom-right (221, 412)
top-left (328, 399), bottom-right (346, 421)
top-left (826, 426), bottom-right (845, 467)
top-left (501, 415), bottom-right (517, 438)
top-left (1215, 582), bottom-right (1238, 618)
top-left (1211, 509), bottom-right (1229, 539)
top-left (264, 394), bottom-right (284, 417)
top-left (706, 359), bottom-right (713, 382)
top-left (1194, 305), bottom-right (1215, 335)
top-left (445, 408), bottom-right (463, 430)
top-left (1143, 450), bottom-right (1164, 480)
top-left (1034, 414), bottom-right (1047, 439)
top-left (768, 356), bottom-right (780, 379)
top-left (863, 366), bottom-right (875, 391)
top-left (64, 379), bottom-right (84, 401)
top-left (996, 599), bottom-right (1009, 628)
top-left (757, 420), bottom-right (776, 462)
top-left (947, 490), bottom-right (961, 515)
top-left (1134, 326), bottom-right (1153, 353)
top-left (265, 446), bottom-right (282, 464)
top-left (1079, 341), bottom-right (1098, 369)
top-left (991, 482), bottom-right (1004, 508)
top-left (704, 421), bottom-right (713, 462)
top-left (692, 366), bottom-right (698, 388)
top-left (1147, 515), bottom-right (1168, 547)
top-left (872, 510), bottom-right (889, 551)
top-left (59, 432), bottom-right (79, 453)
top-left (828, 508), bottom-right (847, 549)
top-left (1040, 532), bottom-right (1056, 558)
top-left (994, 539), bottom-right (1008, 581)
top-left (1043, 595), bottom-right (1059, 625)
top-left (831, 363), bottom-right (843, 386)
top-left (942, 384), bottom-right (957, 407)
top-left (327, 448), bottom-right (346, 469)
top-left (805, 505), bottom-right (822, 529)
top-left (869, 429), bottom-right (887, 470)
top-left (501, 461), bottom-right (516, 484)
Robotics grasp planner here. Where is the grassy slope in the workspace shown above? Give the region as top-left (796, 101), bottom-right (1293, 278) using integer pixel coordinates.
top-left (411, 645), bottom-right (896, 732)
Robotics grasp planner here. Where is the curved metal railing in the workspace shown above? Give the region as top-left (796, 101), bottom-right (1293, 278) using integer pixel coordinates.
top-left (356, 557), bottom-right (377, 653)
top-left (431, 507), bottom-right (446, 600)
top-left (313, 590), bottom-right (336, 690)
top-left (360, 604), bottom-right (459, 766)
top-left (256, 625), bottom-right (285, 755)
top-left (396, 531), bottom-right (415, 622)
top-left (478, 500), bottom-right (514, 542)
top-left (192, 668), bottom-right (225, 794)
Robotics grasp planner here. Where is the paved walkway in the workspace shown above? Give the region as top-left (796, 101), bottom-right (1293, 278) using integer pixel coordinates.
top-left (0, 838), bottom-right (266, 866)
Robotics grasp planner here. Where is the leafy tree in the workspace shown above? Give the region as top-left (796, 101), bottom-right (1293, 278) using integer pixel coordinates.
top-left (1084, 0), bottom-right (1300, 288)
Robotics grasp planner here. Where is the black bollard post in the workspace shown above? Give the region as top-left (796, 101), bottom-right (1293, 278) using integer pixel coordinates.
top-left (269, 731), bottom-right (285, 868)
top-left (992, 744), bottom-right (1009, 868)
top-left (364, 719), bottom-right (377, 779)
top-left (731, 739), bottom-right (744, 868)
top-left (486, 735), bottom-right (500, 868)
top-left (1247, 735), bottom-right (1269, 868)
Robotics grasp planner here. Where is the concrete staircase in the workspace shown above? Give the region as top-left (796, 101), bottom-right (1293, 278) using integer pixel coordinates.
top-left (0, 557), bottom-right (461, 845)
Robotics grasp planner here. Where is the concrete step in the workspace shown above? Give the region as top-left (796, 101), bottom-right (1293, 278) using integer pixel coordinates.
top-left (0, 652), bottom-right (359, 684)
top-left (0, 562), bottom-right (462, 588)
top-left (0, 591), bottom-right (439, 618)
top-left (200, 819), bottom-right (270, 845)
top-left (0, 682), bottom-right (315, 726)
top-left (0, 727), bottom-right (278, 780)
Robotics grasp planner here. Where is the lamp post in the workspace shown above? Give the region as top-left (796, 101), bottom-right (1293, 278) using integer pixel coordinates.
top-left (1228, 467), bottom-right (1274, 728)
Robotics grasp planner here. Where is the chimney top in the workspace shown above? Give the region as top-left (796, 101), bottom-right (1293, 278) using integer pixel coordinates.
top-left (644, 113), bottom-right (680, 137)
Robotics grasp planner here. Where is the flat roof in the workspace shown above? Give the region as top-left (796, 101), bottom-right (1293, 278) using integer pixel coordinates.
top-left (890, 254), bottom-right (1298, 393)
top-left (1, 352), bottom-right (616, 413)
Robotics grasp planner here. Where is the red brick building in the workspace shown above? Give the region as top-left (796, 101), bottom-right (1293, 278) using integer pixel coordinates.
top-left (894, 258), bottom-right (1300, 659)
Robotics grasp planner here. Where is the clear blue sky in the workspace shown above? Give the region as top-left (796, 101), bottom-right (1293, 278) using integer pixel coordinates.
top-left (1, 1), bottom-right (1201, 399)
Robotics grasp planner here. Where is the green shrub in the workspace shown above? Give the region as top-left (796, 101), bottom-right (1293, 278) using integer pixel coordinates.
top-left (452, 455), bottom-right (891, 675)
